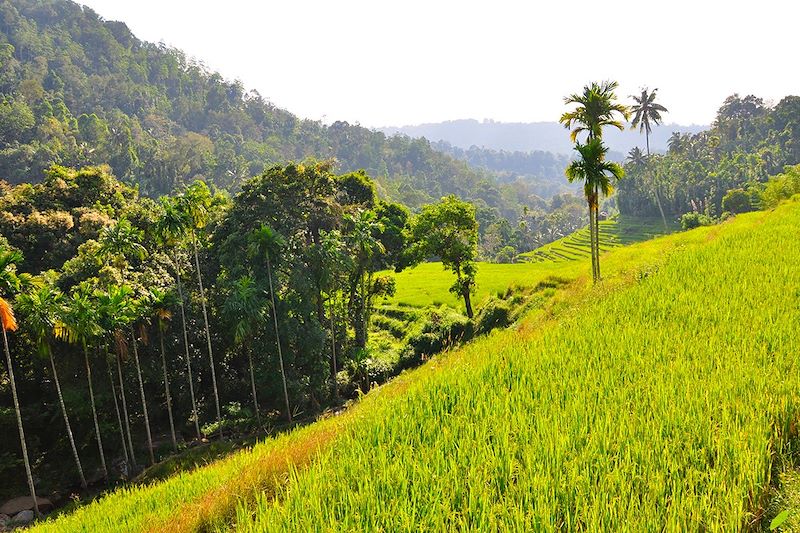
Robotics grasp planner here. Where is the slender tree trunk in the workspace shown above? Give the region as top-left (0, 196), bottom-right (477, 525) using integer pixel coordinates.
top-left (645, 131), bottom-right (668, 231)
top-left (594, 198), bottom-right (602, 281)
top-left (587, 202), bottom-right (595, 282)
top-left (266, 256), bottom-right (291, 423)
top-left (50, 353), bottom-right (86, 488)
top-left (2, 328), bottom-right (39, 515)
top-left (117, 352), bottom-right (137, 469)
top-left (328, 296), bottom-right (338, 399)
top-left (106, 356), bottom-right (129, 469)
top-left (159, 327), bottom-right (177, 452)
top-left (84, 344), bottom-right (108, 481)
top-left (246, 347), bottom-right (261, 427)
top-left (193, 236), bottom-right (222, 438)
top-left (130, 327), bottom-right (155, 465)
top-left (463, 288), bottom-right (474, 319)
top-left (174, 251), bottom-right (200, 440)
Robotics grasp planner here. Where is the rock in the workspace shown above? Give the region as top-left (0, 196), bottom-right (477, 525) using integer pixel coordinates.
top-left (0, 496), bottom-right (52, 515)
top-left (10, 510), bottom-right (33, 525)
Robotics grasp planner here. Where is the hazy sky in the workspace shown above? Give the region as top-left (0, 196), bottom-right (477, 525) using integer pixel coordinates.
top-left (80, 0), bottom-right (797, 128)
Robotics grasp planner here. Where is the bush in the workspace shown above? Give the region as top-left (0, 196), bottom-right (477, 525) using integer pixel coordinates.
top-left (680, 212), bottom-right (716, 230)
top-left (475, 298), bottom-right (512, 336)
top-left (761, 164), bottom-right (800, 209)
top-left (721, 189), bottom-right (753, 214)
top-left (407, 306), bottom-right (473, 358)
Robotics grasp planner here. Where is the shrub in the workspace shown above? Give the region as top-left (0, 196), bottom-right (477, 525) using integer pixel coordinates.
top-left (761, 164), bottom-right (800, 209)
top-left (680, 212), bottom-right (715, 230)
top-left (407, 306), bottom-right (473, 358)
top-left (721, 188), bottom-right (753, 214)
top-left (475, 298), bottom-right (512, 336)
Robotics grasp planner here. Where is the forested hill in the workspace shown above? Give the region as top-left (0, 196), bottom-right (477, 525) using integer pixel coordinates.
top-left (0, 0), bottom-right (530, 213)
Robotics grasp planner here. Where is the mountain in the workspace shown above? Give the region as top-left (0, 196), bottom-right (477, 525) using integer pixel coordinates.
top-left (382, 119), bottom-right (707, 156)
top-left (0, 0), bottom-right (540, 215)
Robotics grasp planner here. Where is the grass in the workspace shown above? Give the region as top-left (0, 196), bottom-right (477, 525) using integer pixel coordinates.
top-left (31, 203), bottom-right (799, 532)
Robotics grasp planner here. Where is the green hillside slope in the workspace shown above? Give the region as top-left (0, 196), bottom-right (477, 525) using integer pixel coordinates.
top-left (33, 202), bottom-right (800, 531)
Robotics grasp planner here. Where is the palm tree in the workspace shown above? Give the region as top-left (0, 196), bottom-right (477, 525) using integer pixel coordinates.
top-left (128, 296), bottom-right (155, 465)
top-left (248, 224), bottom-right (291, 423)
top-left (223, 276), bottom-right (266, 427)
top-left (157, 197), bottom-right (200, 440)
top-left (630, 87), bottom-right (668, 156)
top-left (56, 285), bottom-right (108, 482)
top-left (181, 181), bottom-right (223, 436)
top-left (17, 284), bottom-right (87, 489)
top-left (560, 81), bottom-right (629, 282)
top-left (98, 218), bottom-right (147, 284)
top-left (667, 132), bottom-right (684, 154)
top-left (150, 288), bottom-right (178, 451)
top-left (0, 249), bottom-right (39, 514)
top-left (565, 138), bottom-right (625, 281)
top-left (626, 146), bottom-right (647, 168)
top-left (631, 88), bottom-right (669, 229)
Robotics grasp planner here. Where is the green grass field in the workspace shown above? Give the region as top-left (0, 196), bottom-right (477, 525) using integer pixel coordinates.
top-left (31, 203), bottom-right (800, 532)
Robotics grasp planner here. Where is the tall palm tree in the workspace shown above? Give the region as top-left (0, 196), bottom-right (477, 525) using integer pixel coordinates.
top-left (223, 276), bottom-right (266, 427)
top-left (0, 249), bottom-right (39, 514)
top-left (128, 296), bottom-right (155, 465)
top-left (667, 131), bottom-right (684, 154)
top-left (98, 218), bottom-right (147, 283)
top-left (56, 285), bottom-right (108, 482)
top-left (626, 146), bottom-right (647, 168)
top-left (631, 88), bottom-right (669, 229)
top-left (630, 87), bottom-right (668, 156)
top-left (248, 224), bottom-right (291, 423)
top-left (157, 197), bottom-right (200, 440)
top-left (17, 284), bottom-right (87, 489)
top-left (150, 288), bottom-right (178, 451)
top-left (560, 81), bottom-right (629, 282)
top-left (182, 181), bottom-right (223, 437)
top-left (565, 138), bottom-right (625, 281)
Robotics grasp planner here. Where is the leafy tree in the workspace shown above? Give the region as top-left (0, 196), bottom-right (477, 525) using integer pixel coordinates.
top-left (248, 225), bottom-right (291, 423)
top-left (0, 248), bottom-right (39, 514)
top-left (16, 282), bottom-right (87, 488)
top-left (565, 138), bottom-right (624, 281)
top-left (409, 196), bottom-right (479, 318)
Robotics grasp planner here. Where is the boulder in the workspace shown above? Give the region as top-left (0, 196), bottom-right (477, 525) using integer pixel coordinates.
top-left (0, 496), bottom-right (52, 515)
top-left (10, 510), bottom-right (34, 525)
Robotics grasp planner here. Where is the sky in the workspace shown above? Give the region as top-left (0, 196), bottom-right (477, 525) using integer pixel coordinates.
top-left (79, 0), bottom-right (798, 128)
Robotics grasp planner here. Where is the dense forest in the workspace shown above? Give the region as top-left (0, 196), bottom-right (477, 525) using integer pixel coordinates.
top-left (618, 94), bottom-right (800, 221)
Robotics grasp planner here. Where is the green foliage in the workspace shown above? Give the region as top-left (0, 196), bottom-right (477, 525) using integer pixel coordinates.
top-left (721, 188), bottom-right (753, 214)
top-left (473, 297), bottom-right (512, 336)
top-left (679, 211), bottom-right (716, 230)
top-left (761, 165), bottom-right (800, 209)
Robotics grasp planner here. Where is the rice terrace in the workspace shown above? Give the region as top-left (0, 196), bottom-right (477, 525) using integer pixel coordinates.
top-left (0, 0), bottom-right (799, 531)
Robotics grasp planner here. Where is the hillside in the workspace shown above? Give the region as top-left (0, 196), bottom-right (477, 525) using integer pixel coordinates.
top-left (32, 200), bottom-right (800, 532)
top-left (0, 0), bottom-right (537, 214)
top-left (382, 119), bottom-right (706, 156)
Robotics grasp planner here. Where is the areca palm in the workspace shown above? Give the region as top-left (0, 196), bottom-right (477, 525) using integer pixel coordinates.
top-left (0, 249), bottom-right (39, 514)
top-left (128, 296), bottom-right (155, 465)
top-left (150, 288), bottom-right (178, 451)
top-left (157, 197), bottom-right (200, 440)
top-left (181, 181), bottom-right (223, 436)
top-left (566, 138), bottom-right (625, 281)
top-left (56, 285), bottom-right (108, 482)
top-left (223, 276), bottom-right (266, 427)
top-left (17, 284), bottom-right (87, 489)
top-left (630, 87), bottom-right (668, 156)
top-left (560, 81), bottom-right (629, 282)
top-left (98, 218), bottom-right (147, 282)
top-left (248, 224), bottom-right (291, 423)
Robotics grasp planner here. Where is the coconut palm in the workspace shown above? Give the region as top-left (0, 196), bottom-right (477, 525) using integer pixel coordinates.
top-left (0, 249), bottom-right (39, 514)
top-left (157, 197), bottom-right (200, 439)
top-left (565, 138), bottom-right (625, 281)
top-left (17, 284), bottom-right (87, 489)
top-left (223, 276), bottom-right (266, 427)
top-left (248, 224), bottom-right (291, 423)
top-left (149, 288), bottom-right (178, 451)
top-left (626, 146), bottom-right (647, 168)
top-left (56, 284), bottom-right (108, 481)
top-left (98, 218), bottom-right (147, 282)
top-left (181, 181), bottom-right (223, 436)
top-left (667, 132), bottom-right (684, 154)
top-left (630, 87), bottom-right (668, 156)
top-left (560, 81), bottom-right (629, 282)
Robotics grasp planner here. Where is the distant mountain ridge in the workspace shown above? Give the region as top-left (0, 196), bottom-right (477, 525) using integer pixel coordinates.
top-left (381, 119), bottom-right (708, 156)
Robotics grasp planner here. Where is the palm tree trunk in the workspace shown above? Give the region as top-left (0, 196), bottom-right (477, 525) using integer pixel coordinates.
top-left (116, 352), bottom-right (137, 469)
top-left (159, 327), bottom-right (177, 452)
top-left (587, 201), bottom-right (597, 282)
top-left (131, 327), bottom-right (155, 465)
top-left (246, 347), bottom-right (261, 427)
top-left (594, 199), bottom-right (602, 281)
top-left (173, 251), bottom-right (200, 440)
top-left (50, 353), bottom-right (86, 488)
top-left (2, 327), bottom-right (39, 515)
top-left (328, 296), bottom-right (338, 400)
top-left (193, 236), bottom-right (222, 438)
top-left (84, 344), bottom-right (108, 481)
top-left (266, 255), bottom-right (291, 423)
top-left (106, 356), bottom-right (129, 469)
top-left (654, 187), bottom-right (668, 231)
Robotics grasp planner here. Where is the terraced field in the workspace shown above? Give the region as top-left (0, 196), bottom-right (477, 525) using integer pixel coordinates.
top-left (518, 216), bottom-right (676, 263)
top-left (32, 203), bottom-right (800, 532)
